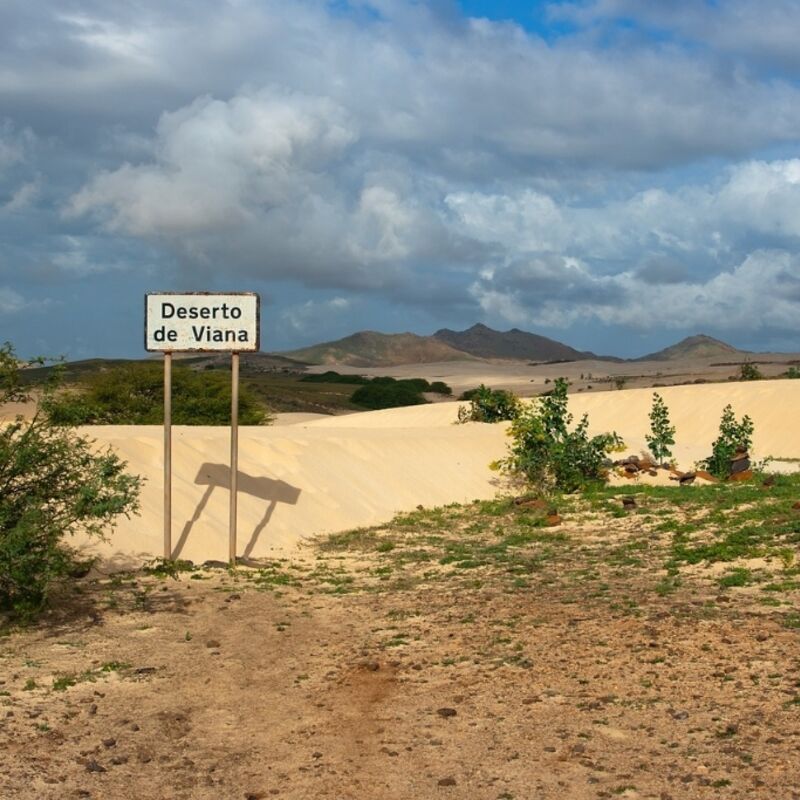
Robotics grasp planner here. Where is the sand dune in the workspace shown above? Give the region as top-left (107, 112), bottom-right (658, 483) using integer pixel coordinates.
top-left (65, 380), bottom-right (799, 565)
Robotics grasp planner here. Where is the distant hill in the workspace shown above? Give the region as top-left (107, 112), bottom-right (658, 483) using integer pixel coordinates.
top-left (636, 334), bottom-right (744, 362)
top-left (433, 323), bottom-right (598, 362)
top-left (282, 331), bottom-right (475, 367)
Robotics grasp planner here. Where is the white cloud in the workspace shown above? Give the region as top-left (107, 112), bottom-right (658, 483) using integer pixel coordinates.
top-left (1, 177), bottom-right (40, 212)
top-left (280, 296), bottom-right (353, 335)
top-left (0, 286), bottom-right (28, 313)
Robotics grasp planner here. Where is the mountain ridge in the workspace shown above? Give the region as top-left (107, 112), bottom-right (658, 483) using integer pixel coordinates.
top-left (636, 334), bottom-right (746, 362)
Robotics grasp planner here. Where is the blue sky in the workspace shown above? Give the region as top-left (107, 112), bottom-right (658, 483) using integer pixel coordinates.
top-left (2, 0), bottom-right (800, 359)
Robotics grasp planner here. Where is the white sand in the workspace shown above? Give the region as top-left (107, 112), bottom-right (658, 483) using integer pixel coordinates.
top-left (58, 379), bottom-right (800, 565)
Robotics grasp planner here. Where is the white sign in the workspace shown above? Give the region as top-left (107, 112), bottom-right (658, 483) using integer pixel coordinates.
top-left (145, 292), bottom-right (260, 352)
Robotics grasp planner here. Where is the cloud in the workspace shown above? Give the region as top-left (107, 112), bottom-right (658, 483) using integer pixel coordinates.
top-left (3, 0), bottom-right (800, 354)
top-left (1, 177), bottom-right (40, 212)
top-left (280, 297), bottom-right (353, 336)
top-left (0, 286), bottom-right (28, 313)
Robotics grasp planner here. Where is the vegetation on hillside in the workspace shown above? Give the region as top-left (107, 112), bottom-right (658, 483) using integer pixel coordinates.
top-left (42, 362), bottom-right (271, 425)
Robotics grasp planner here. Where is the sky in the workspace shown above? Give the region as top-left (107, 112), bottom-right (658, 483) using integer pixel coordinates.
top-left (2, 0), bottom-right (800, 359)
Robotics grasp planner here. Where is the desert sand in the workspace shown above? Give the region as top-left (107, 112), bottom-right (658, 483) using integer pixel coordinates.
top-left (67, 379), bottom-right (800, 566)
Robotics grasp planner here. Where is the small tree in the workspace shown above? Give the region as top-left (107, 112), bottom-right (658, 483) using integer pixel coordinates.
top-left (457, 385), bottom-right (520, 423)
top-left (738, 362), bottom-right (762, 381)
top-left (704, 404), bottom-right (754, 479)
top-left (1, 344), bottom-right (141, 618)
top-left (498, 378), bottom-right (622, 492)
top-left (645, 392), bottom-right (676, 463)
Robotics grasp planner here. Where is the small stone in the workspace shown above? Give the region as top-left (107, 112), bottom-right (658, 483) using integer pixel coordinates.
top-left (130, 723), bottom-right (140, 731)
top-left (437, 777), bottom-right (456, 787)
top-left (225, 593), bottom-right (241, 603)
top-left (311, 752), bottom-right (323, 759)
top-left (245, 793), bottom-right (266, 800)
top-left (545, 513), bottom-right (561, 527)
top-left (205, 640), bottom-right (221, 649)
top-left (110, 755), bottom-right (129, 766)
top-left (88, 705), bottom-right (97, 716)
top-left (85, 760), bottom-right (106, 773)
top-left (102, 738), bottom-right (116, 748)
top-left (436, 707), bottom-right (457, 718)
top-left (364, 661), bottom-right (380, 672)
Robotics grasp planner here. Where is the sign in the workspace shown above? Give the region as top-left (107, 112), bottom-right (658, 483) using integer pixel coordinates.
top-left (146, 291), bottom-right (261, 566)
top-left (145, 292), bottom-right (260, 352)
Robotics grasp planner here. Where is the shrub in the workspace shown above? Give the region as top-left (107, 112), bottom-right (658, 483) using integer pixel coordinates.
top-left (457, 384), bottom-right (520, 423)
top-left (299, 371), bottom-right (369, 385)
top-left (350, 381), bottom-right (428, 410)
top-left (1, 343), bottom-right (141, 618)
top-left (645, 392), bottom-right (676, 463)
top-left (738, 362), bottom-right (762, 381)
top-left (497, 378), bottom-right (622, 492)
top-left (704, 404), bottom-right (754, 479)
top-left (783, 366), bottom-right (800, 379)
top-left (43, 362), bottom-right (270, 425)
top-left (429, 381), bottom-right (452, 396)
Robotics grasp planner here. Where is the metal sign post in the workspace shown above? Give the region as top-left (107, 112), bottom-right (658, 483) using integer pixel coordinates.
top-left (229, 352), bottom-right (239, 564)
top-left (145, 292), bottom-right (260, 566)
top-left (164, 352), bottom-right (172, 560)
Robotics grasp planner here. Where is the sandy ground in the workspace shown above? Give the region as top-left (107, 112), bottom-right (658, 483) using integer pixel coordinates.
top-left (59, 380), bottom-right (800, 566)
top-left (2, 498), bottom-right (799, 800)
top-left (308, 354), bottom-right (800, 397)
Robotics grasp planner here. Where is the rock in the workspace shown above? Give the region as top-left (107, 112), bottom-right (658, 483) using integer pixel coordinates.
top-left (624, 463), bottom-right (640, 474)
top-left (85, 760), bottom-right (106, 773)
top-left (437, 777), bottom-right (457, 787)
top-left (202, 560), bottom-right (228, 570)
top-left (762, 475), bottom-right (776, 487)
top-left (436, 707), bottom-right (457, 718)
top-left (110, 755), bottom-right (128, 766)
top-left (545, 513), bottom-right (562, 526)
top-left (102, 738), bottom-right (116, 748)
top-left (88, 704), bottom-right (97, 716)
top-left (205, 640), bottom-right (221, 649)
top-left (728, 469), bottom-right (753, 482)
top-left (514, 496), bottom-right (547, 510)
top-left (695, 470), bottom-right (717, 482)
top-left (679, 473), bottom-right (696, 486)
top-left (225, 593), bottom-right (241, 603)
top-left (622, 497), bottom-right (636, 509)
top-left (730, 457), bottom-right (751, 474)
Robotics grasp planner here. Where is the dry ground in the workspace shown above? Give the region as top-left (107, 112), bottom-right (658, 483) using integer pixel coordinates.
top-left (2, 480), bottom-right (800, 800)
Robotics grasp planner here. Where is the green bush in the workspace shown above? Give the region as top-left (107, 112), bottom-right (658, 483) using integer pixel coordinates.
top-left (783, 366), bottom-right (800, 379)
top-left (738, 362), bottom-right (762, 381)
top-left (299, 371), bottom-right (369, 385)
top-left (350, 381), bottom-right (428, 410)
top-left (429, 381), bottom-right (452, 396)
top-left (704, 404), bottom-right (754, 479)
top-left (43, 363), bottom-right (270, 425)
top-left (645, 392), bottom-right (676, 463)
top-left (497, 378), bottom-right (622, 492)
top-left (1, 344), bottom-right (141, 618)
top-left (457, 384), bottom-right (520, 423)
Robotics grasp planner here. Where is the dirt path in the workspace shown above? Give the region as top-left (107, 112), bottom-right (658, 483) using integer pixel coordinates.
top-left (2, 494), bottom-right (800, 799)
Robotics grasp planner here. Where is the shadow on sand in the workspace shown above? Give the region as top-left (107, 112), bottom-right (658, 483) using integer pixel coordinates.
top-left (173, 463), bottom-right (301, 559)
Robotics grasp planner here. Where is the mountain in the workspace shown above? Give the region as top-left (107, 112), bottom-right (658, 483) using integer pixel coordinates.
top-left (433, 323), bottom-right (597, 362)
top-left (282, 331), bottom-right (476, 367)
top-left (636, 334), bottom-right (744, 362)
